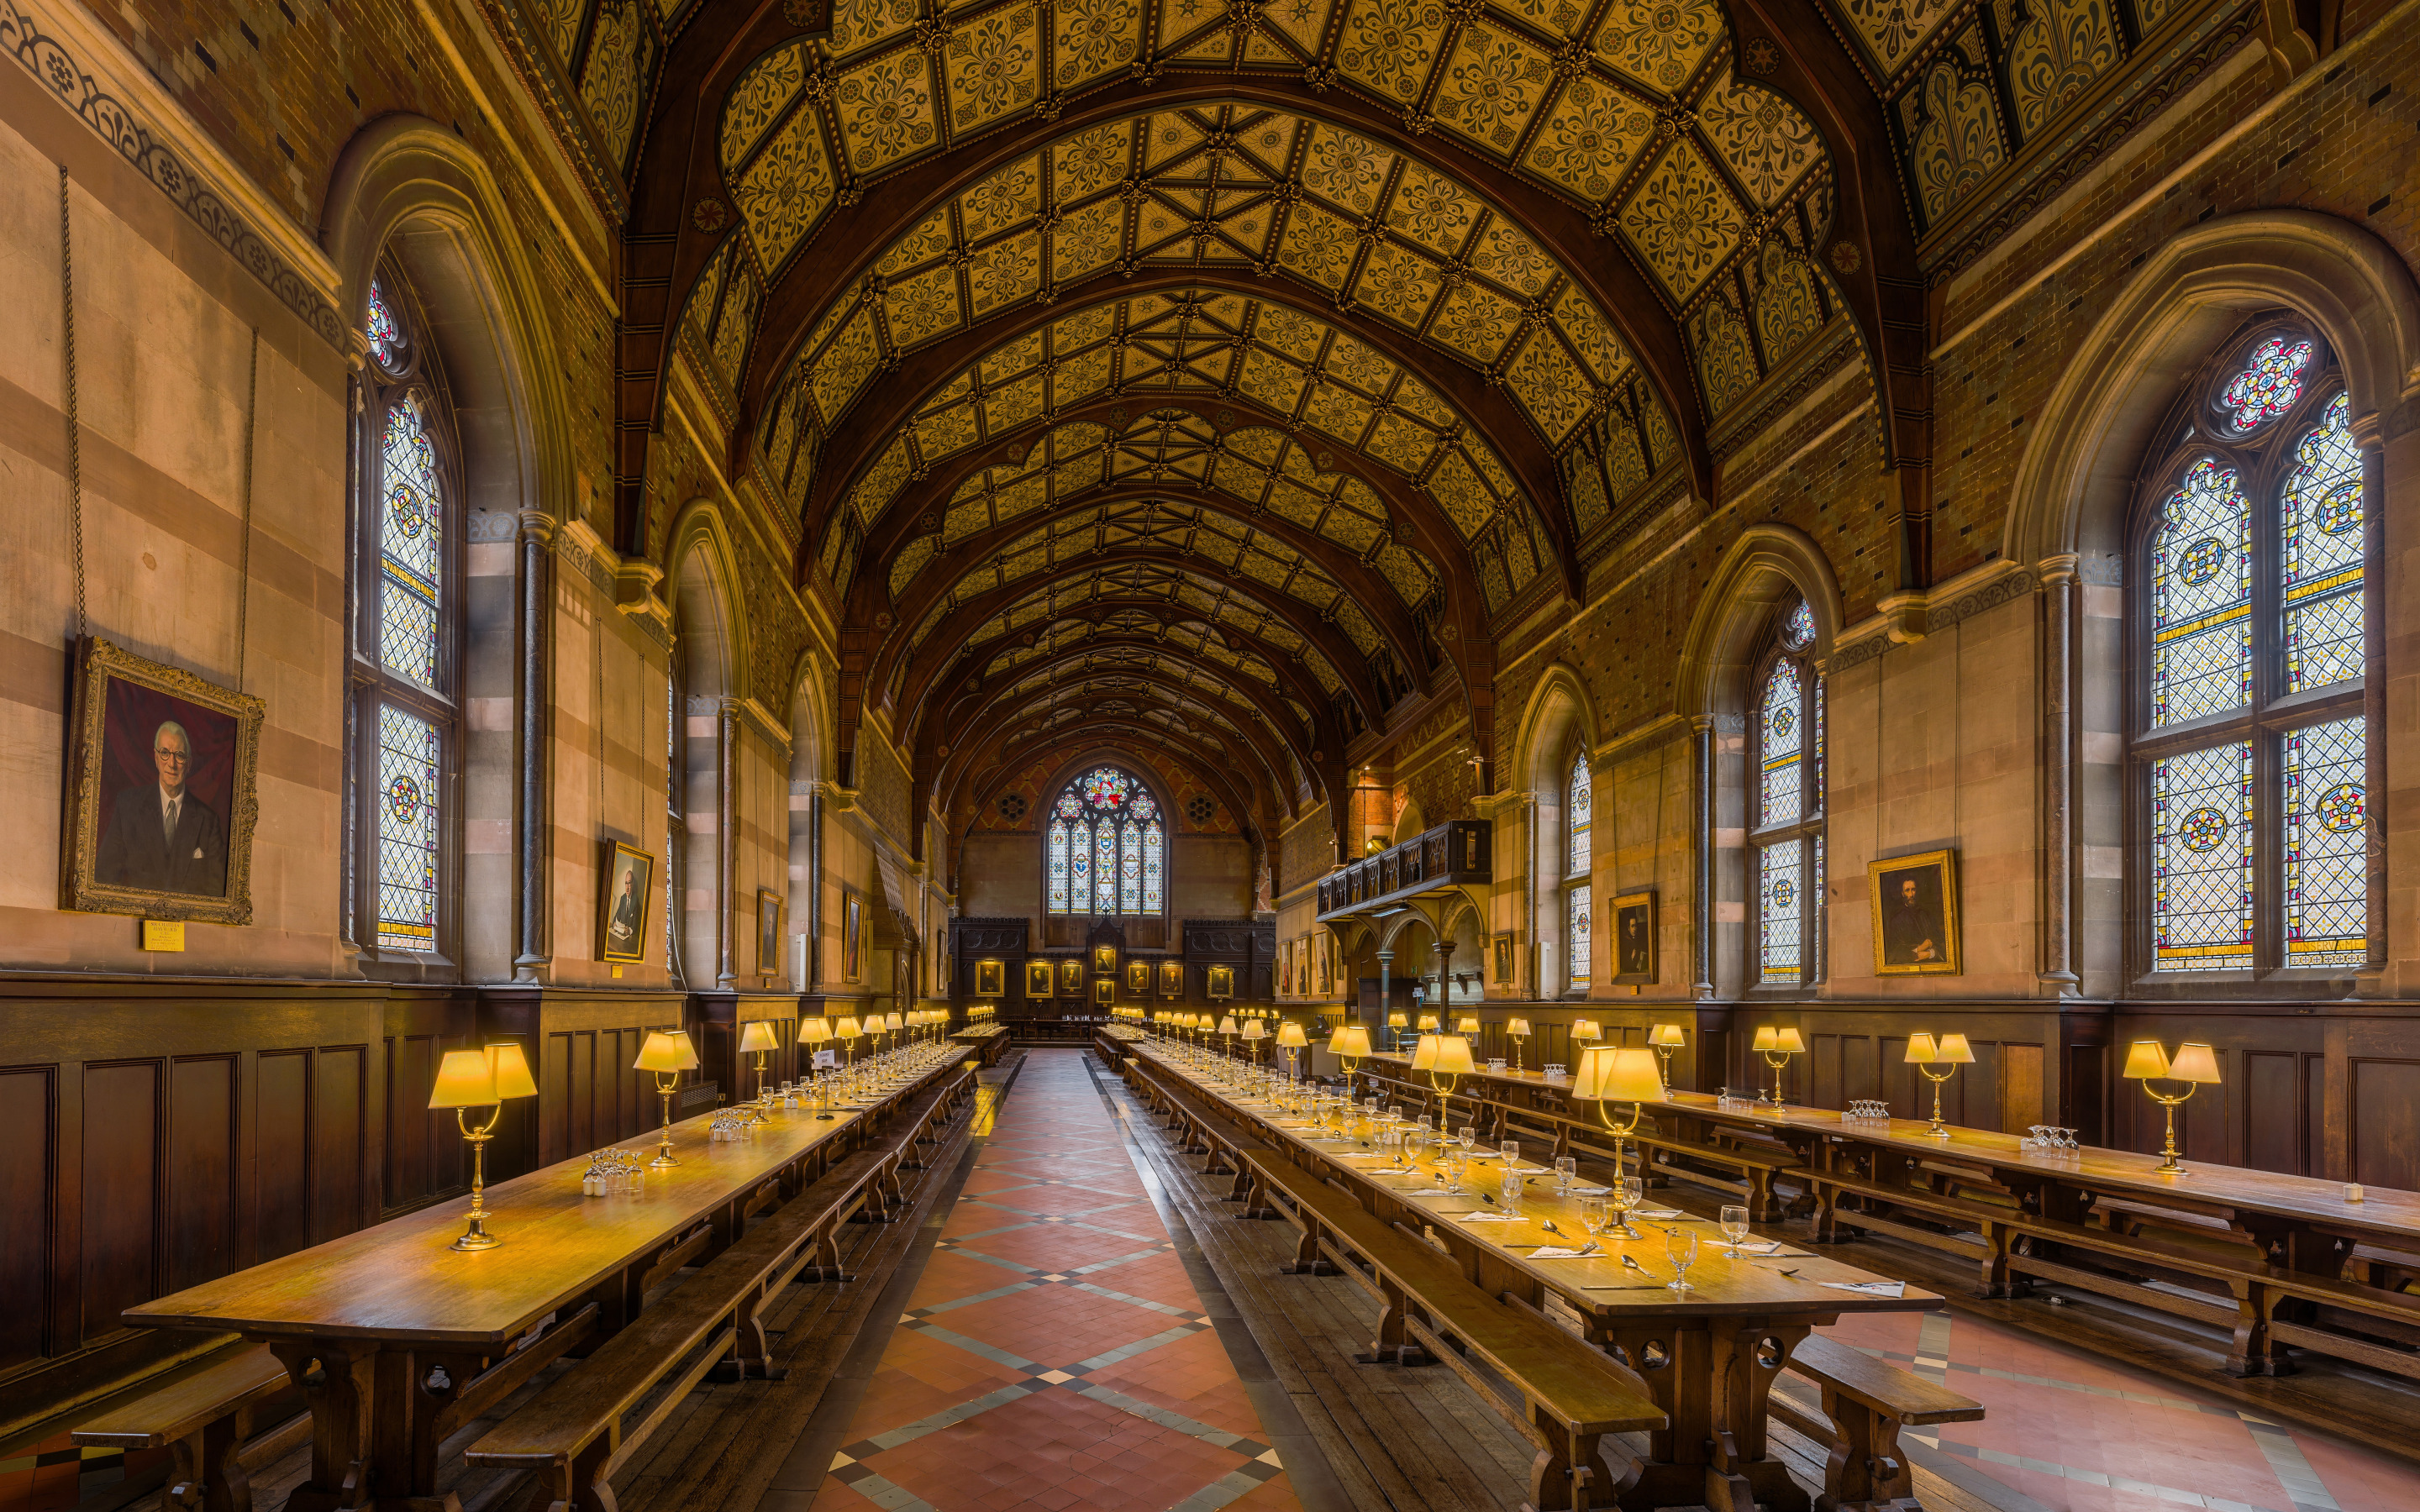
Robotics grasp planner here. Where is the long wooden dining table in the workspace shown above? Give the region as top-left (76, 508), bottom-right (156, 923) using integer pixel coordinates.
top-left (123, 1047), bottom-right (974, 1512)
top-left (1131, 1043), bottom-right (1949, 1512)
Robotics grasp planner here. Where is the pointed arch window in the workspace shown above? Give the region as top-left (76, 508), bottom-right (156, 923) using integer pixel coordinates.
top-left (2134, 325), bottom-right (2372, 977)
top-left (348, 275), bottom-right (461, 963)
top-left (1751, 600), bottom-right (1823, 990)
top-left (1044, 765), bottom-right (1165, 916)
top-left (1565, 748), bottom-right (1592, 993)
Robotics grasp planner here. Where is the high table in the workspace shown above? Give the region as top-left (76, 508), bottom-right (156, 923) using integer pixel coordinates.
top-left (124, 1047), bottom-right (973, 1512)
top-left (1134, 1045), bottom-right (1946, 1512)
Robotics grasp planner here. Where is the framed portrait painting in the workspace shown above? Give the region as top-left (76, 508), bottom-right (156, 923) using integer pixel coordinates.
top-left (1207, 964), bottom-right (1235, 1000)
top-left (1024, 958), bottom-right (1054, 997)
top-left (1869, 850), bottom-right (1961, 975)
top-left (599, 841), bottom-right (655, 963)
top-left (1058, 958), bottom-right (1084, 995)
top-left (1092, 978), bottom-right (1115, 1009)
top-left (842, 888), bottom-right (864, 982)
top-left (1124, 959), bottom-right (1151, 993)
top-left (1158, 960), bottom-right (1185, 995)
top-left (1491, 932), bottom-right (1514, 984)
top-left (63, 638), bottom-right (266, 925)
top-left (756, 889), bottom-right (783, 978)
top-left (1092, 942), bottom-right (1118, 975)
top-left (1611, 891), bottom-right (1657, 984)
top-left (974, 958), bottom-right (1006, 996)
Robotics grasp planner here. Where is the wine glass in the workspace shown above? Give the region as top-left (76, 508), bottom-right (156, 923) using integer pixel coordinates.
top-left (1555, 1156), bottom-right (1577, 1194)
top-left (1665, 1228), bottom-right (1699, 1293)
top-left (1500, 1139), bottom-right (1520, 1170)
top-left (1499, 1170), bottom-right (1523, 1208)
top-left (1720, 1204), bottom-right (1750, 1258)
top-left (1458, 1126), bottom-right (1478, 1162)
top-left (1577, 1194), bottom-right (1610, 1238)
top-left (1617, 1176), bottom-right (1644, 1237)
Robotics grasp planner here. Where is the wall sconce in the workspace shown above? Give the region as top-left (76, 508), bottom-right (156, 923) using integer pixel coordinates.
top-left (1751, 1026), bottom-right (1805, 1105)
top-left (1904, 1032), bottom-right (1975, 1137)
top-left (632, 1028), bottom-right (701, 1168)
top-left (2123, 1041), bottom-right (2222, 1174)
top-left (427, 1042), bottom-right (537, 1252)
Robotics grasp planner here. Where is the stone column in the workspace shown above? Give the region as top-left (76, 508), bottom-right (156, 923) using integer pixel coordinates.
top-left (2039, 554), bottom-right (2079, 997)
top-left (1376, 946), bottom-right (1393, 1047)
top-left (513, 509), bottom-right (554, 984)
top-left (1692, 714), bottom-right (1715, 999)
top-left (717, 697), bottom-right (739, 990)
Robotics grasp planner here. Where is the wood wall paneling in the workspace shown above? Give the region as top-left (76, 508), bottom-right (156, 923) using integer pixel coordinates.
top-left (0, 1069), bottom-right (50, 1375)
top-left (255, 1051), bottom-right (312, 1265)
top-left (2351, 1058), bottom-right (2420, 1192)
top-left (80, 1062), bottom-right (158, 1343)
top-left (2242, 1050), bottom-right (2302, 1174)
top-left (166, 1057), bottom-right (234, 1294)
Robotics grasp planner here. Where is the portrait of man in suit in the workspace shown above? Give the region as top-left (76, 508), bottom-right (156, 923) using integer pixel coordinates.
top-left (600, 841), bottom-right (655, 963)
top-left (95, 719), bottom-right (228, 896)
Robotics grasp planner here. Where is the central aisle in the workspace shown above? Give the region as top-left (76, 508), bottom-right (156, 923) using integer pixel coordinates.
top-left (809, 1050), bottom-right (1305, 1512)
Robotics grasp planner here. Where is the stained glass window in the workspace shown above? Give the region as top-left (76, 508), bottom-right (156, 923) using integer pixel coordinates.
top-left (2151, 740), bottom-right (2254, 971)
top-left (1782, 599), bottom-right (1814, 649)
top-left (376, 703), bottom-right (441, 951)
top-left (2149, 459), bottom-right (2251, 727)
top-left (380, 392), bottom-right (445, 686)
top-left (366, 281), bottom-right (402, 369)
top-left (1758, 838), bottom-right (1803, 985)
top-left (2284, 717), bottom-right (2367, 967)
top-left (2219, 335), bottom-right (2313, 432)
top-left (1760, 659), bottom-right (1804, 825)
top-left (2282, 391), bottom-right (2364, 693)
top-left (1047, 766), bottom-right (1166, 914)
top-left (1566, 885), bottom-right (1591, 990)
top-left (1566, 750), bottom-right (1591, 874)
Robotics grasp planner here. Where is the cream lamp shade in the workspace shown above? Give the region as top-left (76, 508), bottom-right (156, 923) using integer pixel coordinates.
top-left (1571, 1045), bottom-right (1665, 1104)
top-left (1776, 1027), bottom-right (1807, 1053)
top-left (2170, 1042), bottom-right (2223, 1083)
top-left (1276, 1022), bottom-right (1308, 1047)
top-left (739, 1021), bottom-right (781, 1053)
top-left (1905, 1032), bottom-right (1938, 1063)
top-left (1409, 1032), bottom-right (1442, 1070)
top-left (488, 1042), bottom-right (538, 1100)
top-left (802, 1016), bottom-right (833, 1044)
top-left (1752, 1026), bottom-right (1779, 1053)
top-left (1936, 1032), bottom-right (1975, 1063)
top-left (1242, 1020), bottom-right (1266, 1040)
top-left (884, 1012), bottom-right (905, 1031)
top-left (634, 1028), bottom-right (700, 1074)
top-left (2122, 1042), bottom-right (2169, 1079)
top-left (1387, 1011), bottom-right (1407, 1028)
top-left (1649, 1023), bottom-right (1686, 1047)
top-left (1417, 1012), bottom-right (1440, 1032)
top-left (1219, 1016), bottom-right (1241, 1035)
top-left (1427, 1035), bottom-right (1476, 1076)
top-left (1507, 1018), bottom-right (1531, 1036)
top-left (834, 1016), bottom-right (863, 1040)
top-left (1571, 1020), bottom-right (1601, 1041)
top-left (1455, 1016), bottom-right (1481, 1035)
top-left (429, 1049), bottom-right (501, 1109)
top-left (1328, 1026), bottom-right (1371, 1058)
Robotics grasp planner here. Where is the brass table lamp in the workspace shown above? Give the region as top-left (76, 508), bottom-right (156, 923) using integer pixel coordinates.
top-left (738, 1020), bottom-right (781, 1123)
top-left (1648, 1022), bottom-right (1686, 1084)
top-left (833, 1016), bottom-right (863, 1068)
top-left (1411, 1032), bottom-right (1476, 1103)
top-left (1507, 1018), bottom-right (1531, 1071)
top-left (634, 1028), bottom-right (701, 1168)
top-left (1416, 1011), bottom-right (1441, 1035)
top-left (1386, 1010), bottom-right (1408, 1052)
top-left (1455, 1015), bottom-right (1481, 1043)
top-left (428, 1042), bottom-right (537, 1251)
top-left (1572, 1045), bottom-right (1665, 1232)
top-left (1219, 1015), bottom-right (1241, 1058)
top-left (1276, 1020), bottom-right (1307, 1078)
top-left (1327, 1025), bottom-right (1371, 1086)
top-left (1571, 1019), bottom-right (1602, 1052)
top-left (1904, 1032), bottom-right (1975, 1137)
top-left (1241, 1017), bottom-right (1266, 1066)
top-left (2123, 1040), bottom-right (2222, 1174)
top-left (1752, 1026), bottom-right (1805, 1104)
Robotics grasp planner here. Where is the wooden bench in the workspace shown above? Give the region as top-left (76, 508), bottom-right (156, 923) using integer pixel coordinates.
top-left (71, 1343), bottom-right (310, 1512)
top-left (1766, 1333), bottom-right (1983, 1512)
top-left (1123, 1060), bottom-right (1272, 1215)
top-left (467, 1068), bottom-right (977, 1507)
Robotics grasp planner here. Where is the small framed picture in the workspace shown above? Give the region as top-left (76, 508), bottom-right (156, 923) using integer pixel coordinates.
top-left (1059, 958), bottom-right (1085, 995)
top-left (1092, 978), bottom-right (1115, 1008)
top-left (1092, 942), bottom-right (1118, 974)
top-left (1870, 849), bottom-right (1961, 975)
top-left (1207, 964), bottom-right (1235, 999)
top-left (1611, 891), bottom-right (1657, 984)
top-left (600, 841), bottom-right (655, 964)
top-left (1491, 932), bottom-right (1514, 984)
top-left (1125, 959), bottom-right (1151, 993)
top-left (975, 958), bottom-right (1006, 996)
top-left (1024, 958), bottom-right (1055, 996)
top-left (1158, 959), bottom-right (1185, 995)
top-left (756, 888), bottom-right (783, 978)
top-left (842, 888), bottom-right (864, 982)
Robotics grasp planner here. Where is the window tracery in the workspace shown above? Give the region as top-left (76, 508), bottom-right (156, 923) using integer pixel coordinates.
top-left (1045, 765), bottom-right (1165, 916)
top-left (1751, 598), bottom-right (1823, 990)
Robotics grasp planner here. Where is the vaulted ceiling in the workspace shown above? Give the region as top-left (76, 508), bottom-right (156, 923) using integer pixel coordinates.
top-left (572, 0), bottom-right (2212, 858)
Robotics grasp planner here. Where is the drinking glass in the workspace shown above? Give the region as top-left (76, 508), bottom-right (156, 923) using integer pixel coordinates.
top-left (1499, 1171), bottom-right (1523, 1207)
top-left (1665, 1228), bottom-right (1699, 1292)
top-left (1500, 1139), bottom-right (1520, 1170)
top-left (1720, 1204), bottom-right (1750, 1258)
top-left (1458, 1126), bottom-right (1478, 1159)
top-left (1578, 1194), bottom-right (1610, 1236)
top-left (1444, 1152), bottom-right (1465, 1194)
top-left (1555, 1156), bottom-right (1577, 1193)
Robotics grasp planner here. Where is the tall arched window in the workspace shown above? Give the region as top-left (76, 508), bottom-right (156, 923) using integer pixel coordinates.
top-left (1751, 600), bottom-right (1823, 989)
top-left (1565, 749), bottom-right (1592, 994)
top-left (1045, 766), bottom-right (1165, 916)
top-left (350, 276), bottom-right (461, 963)
top-left (2135, 325), bottom-right (2370, 976)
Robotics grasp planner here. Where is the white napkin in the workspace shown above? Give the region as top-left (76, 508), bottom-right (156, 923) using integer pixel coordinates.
top-left (1824, 1280), bottom-right (1907, 1298)
top-left (1570, 1185), bottom-right (1612, 1195)
top-left (1406, 1189), bottom-right (1461, 1200)
top-left (1733, 1241), bottom-right (1785, 1255)
top-left (1637, 1209), bottom-right (1684, 1219)
top-left (1335, 1152), bottom-right (1386, 1160)
top-left (1455, 1212), bottom-right (1522, 1223)
top-left (1508, 1163), bottom-right (1552, 1173)
top-left (1529, 1246), bottom-right (1601, 1258)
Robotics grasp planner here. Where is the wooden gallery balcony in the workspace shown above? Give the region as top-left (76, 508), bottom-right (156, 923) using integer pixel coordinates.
top-left (1314, 820), bottom-right (1491, 924)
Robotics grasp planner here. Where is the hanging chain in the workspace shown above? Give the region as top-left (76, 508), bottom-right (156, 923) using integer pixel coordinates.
top-left (235, 329), bottom-right (259, 690)
top-left (59, 167), bottom-right (85, 641)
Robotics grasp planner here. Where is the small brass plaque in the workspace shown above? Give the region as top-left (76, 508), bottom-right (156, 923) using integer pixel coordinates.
top-left (141, 919), bottom-right (187, 951)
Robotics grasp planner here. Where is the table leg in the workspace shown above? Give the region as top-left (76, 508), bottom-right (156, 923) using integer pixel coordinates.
top-left (269, 1337), bottom-right (372, 1512)
top-left (1600, 1318), bottom-right (1810, 1512)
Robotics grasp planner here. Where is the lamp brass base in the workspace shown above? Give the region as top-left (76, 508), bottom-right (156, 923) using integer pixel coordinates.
top-left (451, 1216), bottom-right (500, 1252)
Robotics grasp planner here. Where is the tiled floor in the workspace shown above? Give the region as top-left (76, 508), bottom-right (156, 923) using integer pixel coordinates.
top-left (808, 1053), bottom-right (1304, 1512)
top-left (1817, 1307), bottom-right (2420, 1512)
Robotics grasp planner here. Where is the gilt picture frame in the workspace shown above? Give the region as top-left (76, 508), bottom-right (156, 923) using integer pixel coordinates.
top-left (1058, 958), bottom-right (1085, 995)
top-left (974, 958), bottom-right (1006, 996)
top-left (1207, 964), bottom-right (1235, 1000)
top-left (1024, 958), bottom-right (1055, 997)
top-left (1092, 942), bottom-right (1118, 974)
top-left (842, 887), bottom-right (864, 982)
top-left (63, 637), bottom-right (266, 926)
top-left (1092, 978), bottom-right (1115, 1008)
top-left (1611, 891), bottom-right (1657, 985)
top-left (756, 888), bottom-right (783, 978)
top-left (1869, 849), bottom-right (1961, 975)
top-left (599, 840), bottom-right (655, 964)
top-left (1158, 959), bottom-right (1185, 995)
top-left (1125, 959), bottom-right (1151, 993)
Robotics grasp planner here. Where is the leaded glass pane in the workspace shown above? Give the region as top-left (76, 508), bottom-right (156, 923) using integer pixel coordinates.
top-left (1760, 659), bottom-right (1804, 825)
top-left (366, 281), bottom-right (402, 369)
top-left (1081, 767), bottom-right (1134, 808)
top-left (1048, 821), bottom-right (1071, 913)
top-left (376, 702), bottom-right (440, 952)
top-left (380, 392), bottom-right (444, 687)
top-left (2219, 335), bottom-right (2313, 433)
top-left (1757, 838), bottom-right (1802, 985)
top-left (1566, 751), bottom-right (1591, 874)
top-left (2150, 459), bottom-right (2251, 727)
top-left (2283, 391), bottom-right (2365, 692)
top-left (1782, 600), bottom-right (1814, 648)
top-left (2151, 740), bottom-right (2254, 971)
top-left (2284, 717), bottom-right (2368, 967)
top-left (1118, 820), bottom-right (1141, 912)
top-left (1094, 818), bottom-right (1117, 913)
top-left (1566, 885), bottom-right (1591, 990)
top-left (1142, 820), bottom-right (1164, 913)
top-left (1068, 819), bottom-right (1092, 905)
top-left (1047, 765), bottom-right (1164, 914)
